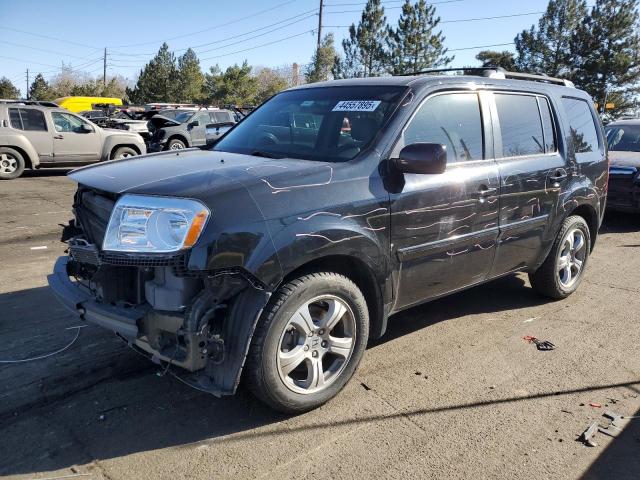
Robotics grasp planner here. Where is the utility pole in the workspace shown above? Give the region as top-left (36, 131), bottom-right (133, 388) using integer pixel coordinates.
top-left (103, 47), bottom-right (107, 86)
top-left (317, 0), bottom-right (323, 48)
top-left (26, 69), bottom-right (29, 100)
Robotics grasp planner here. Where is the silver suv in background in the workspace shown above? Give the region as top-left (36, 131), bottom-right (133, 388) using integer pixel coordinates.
top-left (0, 100), bottom-right (147, 180)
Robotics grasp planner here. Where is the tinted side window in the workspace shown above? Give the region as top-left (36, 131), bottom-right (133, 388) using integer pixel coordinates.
top-left (20, 109), bottom-right (47, 131)
top-left (404, 93), bottom-right (483, 163)
top-left (562, 97), bottom-right (599, 154)
top-left (9, 108), bottom-right (23, 129)
top-left (495, 94), bottom-right (544, 157)
top-left (538, 97), bottom-right (556, 152)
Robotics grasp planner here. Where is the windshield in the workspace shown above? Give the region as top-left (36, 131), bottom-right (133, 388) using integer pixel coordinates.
top-left (606, 124), bottom-right (640, 152)
top-left (213, 85), bottom-right (407, 162)
top-left (174, 111), bottom-right (195, 123)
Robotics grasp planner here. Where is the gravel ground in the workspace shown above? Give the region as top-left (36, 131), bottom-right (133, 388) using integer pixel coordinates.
top-left (0, 170), bottom-right (639, 480)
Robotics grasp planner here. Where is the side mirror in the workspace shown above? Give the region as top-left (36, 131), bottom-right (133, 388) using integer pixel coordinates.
top-left (81, 123), bottom-right (93, 133)
top-left (393, 143), bottom-right (447, 174)
top-left (188, 120), bottom-right (200, 128)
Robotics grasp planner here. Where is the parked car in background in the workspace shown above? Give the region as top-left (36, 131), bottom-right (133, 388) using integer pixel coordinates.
top-left (48, 69), bottom-right (607, 412)
top-left (605, 119), bottom-right (640, 213)
top-left (54, 96), bottom-right (123, 113)
top-left (148, 108), bottom-right (235, 151)
top-left (0, 100), bottom-right (146, 179)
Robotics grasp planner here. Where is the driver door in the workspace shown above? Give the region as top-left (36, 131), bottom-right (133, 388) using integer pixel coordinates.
top-left (189, 113), bottom-right (210, 146)
top-left (50, 112), bottom-right (101, 162)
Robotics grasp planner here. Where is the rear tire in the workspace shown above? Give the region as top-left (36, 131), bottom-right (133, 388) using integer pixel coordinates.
top-left (0, 147), bottom-right (25, 180)
top-left (529, 215), bottom-right (591, 299)
top-left (111, 146), bottom-right (137, 160)
top-left (245, 272), bottom-right (369, 413)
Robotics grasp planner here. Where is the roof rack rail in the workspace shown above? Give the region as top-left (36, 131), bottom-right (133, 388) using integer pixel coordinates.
top-left (0, 99), bottom-right (60, 107)
top-left (399, 67), bottom-right (575, 88)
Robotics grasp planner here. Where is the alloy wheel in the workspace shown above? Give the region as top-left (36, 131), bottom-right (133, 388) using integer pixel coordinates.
top-left (557, 228), bottom-right (587, 288)
top-left (277, 295), bottom-right (356, 395)
top-left (0, 153), bottom-right (18, 174)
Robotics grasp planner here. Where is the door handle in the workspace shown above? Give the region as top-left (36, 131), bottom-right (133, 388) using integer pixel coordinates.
top-left (478, 186), bottom-right (497, 196)
top-left (53, 135), bottom-right (64, 140)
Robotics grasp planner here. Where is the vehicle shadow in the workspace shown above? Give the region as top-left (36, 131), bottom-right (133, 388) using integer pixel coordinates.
top-left (22, 168), bottom-right (73, 178)
top-left (1, 278), bottom-right (637, 477)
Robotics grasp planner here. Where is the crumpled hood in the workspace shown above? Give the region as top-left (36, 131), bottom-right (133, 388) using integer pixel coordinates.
top-left (148, 114), bottom-right (181, 128)
top-left (609, 150), bottom-right (640, 168)
top-left (68, 149), bottom-right (335, 201)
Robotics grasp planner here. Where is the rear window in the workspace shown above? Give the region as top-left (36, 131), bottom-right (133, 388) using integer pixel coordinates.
top-left (8, 108), bottom-right (48, 131)
top-left (562, 97), bottom-right (599, 154)
top-left (495, 94), bottom-right (544, 157)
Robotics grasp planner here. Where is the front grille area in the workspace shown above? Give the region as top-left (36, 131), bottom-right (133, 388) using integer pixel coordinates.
top-left (74, 187), bottom-right (116, 246)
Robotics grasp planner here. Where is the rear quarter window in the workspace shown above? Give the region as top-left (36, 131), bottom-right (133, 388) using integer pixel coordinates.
top-left (561, 97), bottom-right (599, 154)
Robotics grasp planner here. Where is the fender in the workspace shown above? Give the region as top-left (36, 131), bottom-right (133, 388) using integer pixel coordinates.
top-left (532, 174), bottom-right (602, 270)
top-left (0, 133), bottom-right (41, 167)
top-left (100, 132), bottom-right (146, 160)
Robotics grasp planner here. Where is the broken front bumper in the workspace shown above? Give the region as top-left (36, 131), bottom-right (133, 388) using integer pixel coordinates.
top-left (48, 256), bottom-right (142, 339)
top-left (608, 166), bottom-right (640, 213)
top-left (47, 255), bottom-right (271, 395)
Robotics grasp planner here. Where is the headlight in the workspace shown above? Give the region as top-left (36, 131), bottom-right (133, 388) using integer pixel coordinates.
top-left (103, 195), bottom-right (210, 253)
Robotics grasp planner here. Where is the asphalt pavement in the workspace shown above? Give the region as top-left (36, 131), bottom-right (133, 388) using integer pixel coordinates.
top-left (0, 170), bottom-right (639, 480)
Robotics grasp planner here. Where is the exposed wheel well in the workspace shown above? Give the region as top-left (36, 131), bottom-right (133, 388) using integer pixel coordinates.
top-left (166, 135), bottom-right (188, 147)
top-left (568, 204), bottom-right (598, 249)
top-left (110, 144), bottom-right (141, 159)
top-left (280, 255), bottom-right (385, 341)
top-left (3, 145), bottom-right (33, 169)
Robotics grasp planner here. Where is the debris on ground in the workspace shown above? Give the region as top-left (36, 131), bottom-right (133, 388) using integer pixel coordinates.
top-left (589, 402), bottom-right (602, 408)
top-left (579, 410), bottom-right (638, 446)
top-left (522, 335), bottom-right (556, 351)
top-left (580, 422), bottom-right (599, 447)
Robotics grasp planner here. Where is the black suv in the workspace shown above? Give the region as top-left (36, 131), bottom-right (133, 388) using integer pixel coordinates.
top-left (48, 69), bottom-right (608, 413)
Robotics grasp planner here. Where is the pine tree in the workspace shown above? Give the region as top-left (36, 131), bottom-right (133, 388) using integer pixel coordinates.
top-left (334, 0), bottom-right (389, 78)
top-left (204, 61), bottom-right (258, 106)
top-left (128, 43), bottom-right (178, 103)
top-left (0, 77), bottom-right (20, 99)
top-left (514, 0), bottom-right (588, 76)
top-left (176, 48), bottom-right (205, 103)
top-left (476, 50), bottom-right (517, 70)
top-left (306, 34), bottom-right (338, 83)
top-left (29, 74), bottom-right (52, 100)
top-left (572, 0), bottom-right (640, 116)
top-left (387, 0), bottom-right (453, 75)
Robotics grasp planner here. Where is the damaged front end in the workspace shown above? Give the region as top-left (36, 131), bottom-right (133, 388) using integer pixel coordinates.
top-left (48, 186), bottom-right (271, 396)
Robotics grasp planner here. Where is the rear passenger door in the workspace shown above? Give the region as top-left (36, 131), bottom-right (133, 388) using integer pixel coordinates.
top-left (8, 108), bottom-right (54, 162)
top-left (390, 91), bottom-right (500, 309)
top-left (488, 92), bottom-right (567, 277)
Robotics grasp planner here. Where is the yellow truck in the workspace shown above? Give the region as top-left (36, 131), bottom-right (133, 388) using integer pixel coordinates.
top-left (54, 96), bottom-right (123, 113)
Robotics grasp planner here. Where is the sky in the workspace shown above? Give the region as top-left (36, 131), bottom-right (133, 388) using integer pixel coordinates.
top-left (0, 0), bottom-right (563, 93)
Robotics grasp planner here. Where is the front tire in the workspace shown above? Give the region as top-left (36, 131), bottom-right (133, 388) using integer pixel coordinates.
top-left (111, 146), bottom-right (137, 160)
top-left (167, 138), bottom-right (186, 150)
top-left (529, 215), bottom-right (591, 299)
top-left (0, 147), bottom-right (25, 180)
top-left (245, 272), bottom-right (369, 413)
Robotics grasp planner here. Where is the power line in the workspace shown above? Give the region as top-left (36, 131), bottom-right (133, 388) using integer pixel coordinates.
top-left (200, 29), bottom-right (317, 61)
top-left (109, 8), bottom-right (320, 58)
top-left (324, 0), bottom-right (462, 6)
top-left (325, 0), bottom-right (465, 13)
top-left (0, 40), bottom-right (95, 60)
top-left (108, 0), bottom-right (301, 48)
top-left (2, 26), bottom-right (102, 50)
top-left (324, 10), bottom-right (545, 26)
top-left (448, 42), bottom-right (515, 52)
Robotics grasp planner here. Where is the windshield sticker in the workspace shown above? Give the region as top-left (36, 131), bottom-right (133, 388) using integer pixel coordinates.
top-left (332, 100), bottom-right (381, 112)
